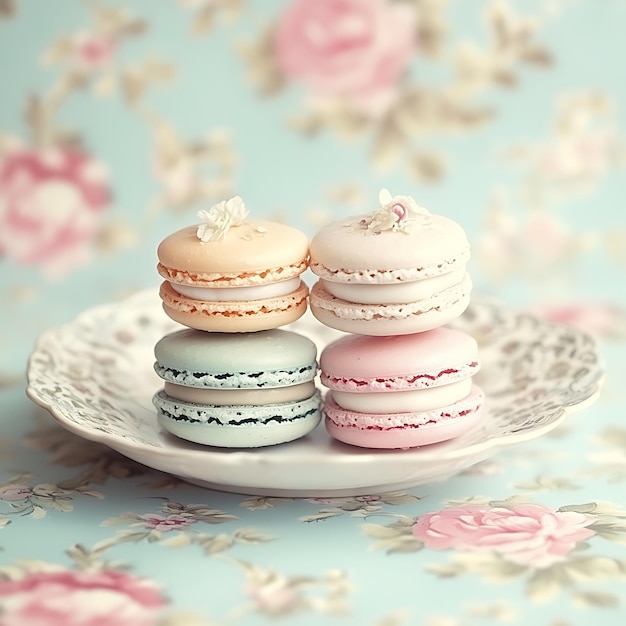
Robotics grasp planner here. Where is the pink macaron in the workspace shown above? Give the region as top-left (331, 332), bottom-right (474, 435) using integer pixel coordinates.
top-left (319, 327), bottom-right (484, 449)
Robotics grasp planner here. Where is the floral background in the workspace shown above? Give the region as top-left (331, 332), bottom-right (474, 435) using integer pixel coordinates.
top-left (1, 0), bottom-right (625, 378)
top-left (1, 1), bottom-right (626, 624)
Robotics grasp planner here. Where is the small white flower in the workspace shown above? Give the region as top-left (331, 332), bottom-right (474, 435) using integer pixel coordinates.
top-left (196, 195), bottom-right (248, 242)
top-left (378, 188), bottom-right (430, 225)
top-left (349, 189), bottom-right (431, 234)
top-left (378, 188), bottom-right (393, 206)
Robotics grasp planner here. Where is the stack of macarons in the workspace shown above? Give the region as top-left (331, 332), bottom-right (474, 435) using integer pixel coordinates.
top-left (309, 190), bottom-right (485, 449)
top-left (152, 196), bottom-right (321, 448)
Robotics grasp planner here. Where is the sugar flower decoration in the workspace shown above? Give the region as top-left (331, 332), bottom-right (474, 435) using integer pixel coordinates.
top-left (197, 196), bottom-right (248, 242)
top-left (352, 189), bottom-right (431, 234)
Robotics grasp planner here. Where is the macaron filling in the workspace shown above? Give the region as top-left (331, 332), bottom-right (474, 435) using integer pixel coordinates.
top-left (311, 276), bottom-right (472, 321)
top-left (153, 389), bottom-right (322, 427)
top-left (163, 381), bottom-right (316, 405)
top-left (324, 385), bottom-right (485, 430)
top-left (331, 379), bottom-right (472, 414)
top-left (170, 276), bottom-right (301, 302)
top-left (320, 269), bottom-right (466, 305)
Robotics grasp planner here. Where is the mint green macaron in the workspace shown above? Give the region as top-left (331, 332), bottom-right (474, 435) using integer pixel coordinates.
top-left (152, 328), bottom-right (321, 448)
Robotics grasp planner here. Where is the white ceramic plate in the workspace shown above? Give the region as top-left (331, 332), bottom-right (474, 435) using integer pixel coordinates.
top-left (27, 290), bottom-right (602, 497)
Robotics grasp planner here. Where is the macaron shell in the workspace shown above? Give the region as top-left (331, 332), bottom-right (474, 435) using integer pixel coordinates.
top-left (155, 327), bottom-right (317, 380)
top-left (310, 278), bottom-right (471, 336)
top-left (157, 221), bottom-right (309, 287)
top-left (320, 327), bottom-right (479, 390)
top-left (153, 389), bottom-right (322, 448)
top-left (160, 280), bottom-right (308, 332)
top-left (324, 385), bottom-right (485, 449)
top-left (159, 260), bottom-right (308, 289)
top-left (310, 214), bottom-right (469, 284)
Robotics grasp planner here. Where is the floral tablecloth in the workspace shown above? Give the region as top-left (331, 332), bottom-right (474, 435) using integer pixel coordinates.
top-left (2, 339), bottom-right (626, 625)
top-left (1, 0), bottom-right (625, 624)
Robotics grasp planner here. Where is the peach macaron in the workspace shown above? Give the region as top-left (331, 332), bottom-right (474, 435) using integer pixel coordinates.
top-left (157, 197), bottom-right (309, 332)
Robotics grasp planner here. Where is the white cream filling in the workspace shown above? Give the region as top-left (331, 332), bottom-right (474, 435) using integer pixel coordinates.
top-left (321, 268), bottom-right (466, 305)
top-left (331, 379), bottom-right (472, 414)
top-left (164, 381), bottom-right (316, 406)
top-left (171, 276), bottom-right (301, 302)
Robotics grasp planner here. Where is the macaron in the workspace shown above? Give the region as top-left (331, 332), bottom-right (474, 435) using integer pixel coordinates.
top-left (152, 328), bottom-right (322, 447)
top-left (309, 190), bottom-right (472, 335)
top-left (319, 327), bottom-right (484, 449)
top-left (157, 196), bottom-right (309, 332)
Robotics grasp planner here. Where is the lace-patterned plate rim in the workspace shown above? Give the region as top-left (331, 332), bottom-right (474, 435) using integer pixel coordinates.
top-left (25, 289), bottom-right (603, 496)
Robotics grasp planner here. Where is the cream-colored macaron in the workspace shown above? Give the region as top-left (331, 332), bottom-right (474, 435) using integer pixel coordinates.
top-left (309, 190), bottom-right (472, 336)
top-left (157, 197), bottom-right (309, 332)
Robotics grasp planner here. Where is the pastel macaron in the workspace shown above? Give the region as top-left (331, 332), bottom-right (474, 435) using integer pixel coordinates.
top-left (319, 327), bottom-right (484, 449)
top-left (309, 190), bottom-right (472, 336)
top-left (152, 328), bottom-right (322, 447)
top-left (157, 196), bottom-right (309, 332)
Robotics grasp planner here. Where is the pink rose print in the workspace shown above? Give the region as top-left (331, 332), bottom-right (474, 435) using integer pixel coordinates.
top-left (274, 0), bottom-right (416, 115)
top-left (71, 31), bottom-right (116, 71)
top-left (535, 302), bottom-right (619, 336)
top-left (478, 208), bottom-right (592, 278)
top-left (0, 569), bottom-right (166, 626)
top-left (413, 503), bottom-right (596, 568)
top-left (0, 143), bottom-right (110, 278)
top-left (0, 485), bottom-right (32, 501)
top-left (139, 513), bottom-right (195, 532)
top-left (355, 495), bottom-right (381, 504)
top-left (520, 212), bottom-right (571, 258)
top-left (537, 130), bottom-right (614, 181)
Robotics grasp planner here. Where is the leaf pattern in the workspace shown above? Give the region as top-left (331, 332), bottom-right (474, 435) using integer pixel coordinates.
top-left (512, 476), bottom-right (582, 491)
top-left (242, 0), bottom-right (551, 178)
top-left (571, 591), bottom-right (621, 609)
